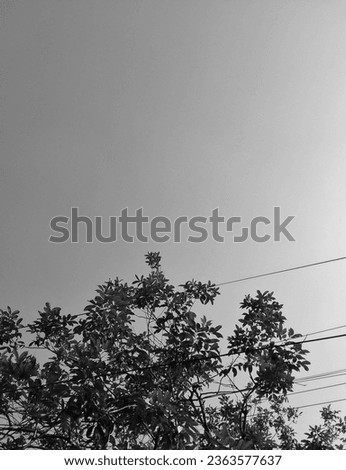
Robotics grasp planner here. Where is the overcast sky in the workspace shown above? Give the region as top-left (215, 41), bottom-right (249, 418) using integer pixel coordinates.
top-left (1, 0), bottom-right (346, 432)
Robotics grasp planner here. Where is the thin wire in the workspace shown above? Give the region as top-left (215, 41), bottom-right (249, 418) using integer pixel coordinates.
top-left (202, 388), bottom-right (248, 400)
top-left (292, 332), bottom-right (346, 346)
top-left (68, 256), bottom-right (346, 319)
top-left (228, 332), bottom-right (346, 356)
top-left (297, 398), bottom-right (346, 410)
top-left (299, 373), bottom-right (346, 384)
top-left (303, 324), bottom-right (346, 338)
top-left (298, 368), bottom-right (346, 380)
top-left (296, 368), bottom-right (346, 383)
top-left (121, 332), bottom-right (346, 375)
top-left (289, 382), bottom-right (346, 396)
top-left (9, 331), bottom-right (346, 390)
top-left (200, 381), bottom-right (346, 401)
top-left (216, 256), bottom-right (346, 286)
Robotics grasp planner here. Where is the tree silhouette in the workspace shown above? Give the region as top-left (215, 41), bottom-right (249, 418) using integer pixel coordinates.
top-left (0, 252), bottom-right (344, 449)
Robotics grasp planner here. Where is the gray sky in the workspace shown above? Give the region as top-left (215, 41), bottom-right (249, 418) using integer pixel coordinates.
top-left (1, 0), bottom-right (346, 432)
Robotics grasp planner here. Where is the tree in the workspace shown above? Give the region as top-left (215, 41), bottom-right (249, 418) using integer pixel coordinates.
top-left (0, 252), bottom-right (344, 449)
top-left (301, 406), bottom-right (346, 449)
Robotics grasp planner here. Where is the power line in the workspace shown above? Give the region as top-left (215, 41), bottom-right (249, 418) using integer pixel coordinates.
top-left (201, 388), bottom-right (247, 400)
top-left (299, 368), bottom-right (346, 380)
top-left (53, 257), bottom-right (346, 323)
top-left (303, 324), bottom-right (346, 338)
top-left (292, 332), bottom-right (346, 347)
top-left (297, 398), bottom-right (346, 410)
top-left (289, 382), bottom-right (346, 396)
top-left (298, 373), bottom-right (346, 384)
top-left (118, 331), bottom-right (346, 375)
top-left (200, 381), bottom-right (346, 401)
top-left (5, 330), bottom-right (346, 395)
top-left (216, 256), bottom-right (346, 286)
top-left (15, 331), bottom-right (346, 384)
top-left (296, 368), bottom-right (346, 383)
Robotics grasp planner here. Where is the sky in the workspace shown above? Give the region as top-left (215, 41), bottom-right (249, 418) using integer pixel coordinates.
top-left (1, 0), bottom-right (346, 436)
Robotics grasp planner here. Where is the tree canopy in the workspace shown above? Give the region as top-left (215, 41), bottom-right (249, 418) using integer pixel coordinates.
top-left (0, 252), bottom-right (345, 449)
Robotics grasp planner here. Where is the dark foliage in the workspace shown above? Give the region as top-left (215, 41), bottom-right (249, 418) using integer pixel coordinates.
top-left (0, 253), bottom-right (344, 449)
